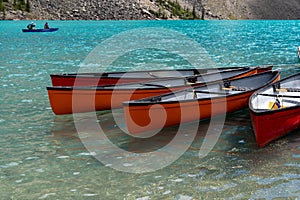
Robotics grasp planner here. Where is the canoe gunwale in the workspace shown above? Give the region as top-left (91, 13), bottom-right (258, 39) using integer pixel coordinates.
top-left (49, 67), bottom-right (249, 78)
top-left (50, 66), bottom-right (273, 81)
top-left (250, 104), bottom-right (300, 116)
top-left (123, 90), bottom-right (255, 106)
top-left (124, 71), bottom-right (280, 106)
top-left (50, 65), bottom-right (273, 77)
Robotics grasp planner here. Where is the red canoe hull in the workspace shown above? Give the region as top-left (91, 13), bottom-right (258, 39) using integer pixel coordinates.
top-left (51, 75), bottom-right (167, 86)
top-left (47, 87), bottom-right (179, 115)
top-left (51, 70), bottom-right (204, 86)
top-left (124, 72), bottom-right (280, 134)
top-left (249, 72), bottom-right (300, 147)
top-left (48, 68), bottom-right (261, 115)
top-left (50, 66), bottom-right (272, 87)
top-left (250, 102), bottom-right (300, 148)
top-left (124, 92), bottom-right (254, 134)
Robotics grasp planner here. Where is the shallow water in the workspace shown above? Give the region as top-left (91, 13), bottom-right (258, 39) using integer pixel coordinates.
top-left (0, 20), bottom-right (300, 199)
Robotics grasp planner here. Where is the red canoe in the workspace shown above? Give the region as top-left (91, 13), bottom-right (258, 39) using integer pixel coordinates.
top-left (50, 66), bottom-right (272, 86)
top-left (249, 72), bottom-right (300, 147)
top-left (123, 71), bottom-right (280, 134)
top-left (47, 67), bottom-right (264, 115)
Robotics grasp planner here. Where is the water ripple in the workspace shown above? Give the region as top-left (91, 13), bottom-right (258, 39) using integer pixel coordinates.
top-left (0, 20), bottom-right (300, 199)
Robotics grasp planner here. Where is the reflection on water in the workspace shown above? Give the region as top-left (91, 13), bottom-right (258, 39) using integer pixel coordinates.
top-left (44, 107), bottom-right (300, 199)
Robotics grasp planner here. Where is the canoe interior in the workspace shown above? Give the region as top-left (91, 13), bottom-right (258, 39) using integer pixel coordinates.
top-left (50, 66), bottom-right (273, 87)
top-left (130, 71), bottom-right (279, 104)
top-left (101, 67), bottom-right (256, 89)
top-left (47, 67), bottom-right (256, 91)
top-left (250, 75), bottom-right (300, 111)
top-left (104, 69), bottom-right (201, 78)
top-left (123, 71), bottom-right (279, 135)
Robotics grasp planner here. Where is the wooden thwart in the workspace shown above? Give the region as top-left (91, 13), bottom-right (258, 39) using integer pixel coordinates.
top-left (276, 87), bottom-right (300, 92)
top-left (222, 86), bottom-right (252, 91)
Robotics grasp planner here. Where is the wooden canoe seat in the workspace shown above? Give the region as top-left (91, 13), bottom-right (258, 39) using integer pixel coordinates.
top-left (192, 90), bottom-right (228, 95)
top-left (222, 86), bottom-right (253, 91)
top-left (276, 88), bottom-right (300, 92)
top-left (220, 81), bottom-right (252, 91)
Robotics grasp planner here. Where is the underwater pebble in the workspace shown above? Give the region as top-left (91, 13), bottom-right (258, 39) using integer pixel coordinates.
top-left (56, 156), bottom-right (70, 159)
top-left (21, 99), bottom-right (33, 103)
top-left (174, 195), bottom-right (193, 200)
top-left (35, 168), bottom-right (45, 173)
top-left (25, 157), bottom-right (39, 160)
top-left (78, 152), bottom-right (96, 156)
top-left (238, 140), bottom-right (246, 144)
top-left (136, 196), bottom-right (149, 200)
top-left (0, 162), bottom-right (19, 168)
top-left (38, 193), bottom-right (56, 199)
top-left (171, 178), bottom-right (183, 182)
top-left (123, 163), bottom-right (133, 167)
top-left (83, 194), bottom-right (98, 197)
top-left (163, 190), bottom-right (171, 195)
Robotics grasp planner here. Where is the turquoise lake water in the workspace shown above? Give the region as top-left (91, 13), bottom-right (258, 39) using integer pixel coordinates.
top-left (1, 20), bottom-right (300, 199)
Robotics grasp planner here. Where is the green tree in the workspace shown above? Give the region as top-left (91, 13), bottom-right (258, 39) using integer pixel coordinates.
top-left (2, 7), bottom-right (5, 19)
top-left (25, 0), bottom-right (30, 12)
top-left (0, 0), bottom-right (4, 12)
top-left (192, 3), bottom-right (197, 19)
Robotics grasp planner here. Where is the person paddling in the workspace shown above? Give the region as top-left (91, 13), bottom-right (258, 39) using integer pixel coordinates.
top-left (27, 22), bottom-right (36, 30)
top-left (44, 22), bottom-right (49, 29)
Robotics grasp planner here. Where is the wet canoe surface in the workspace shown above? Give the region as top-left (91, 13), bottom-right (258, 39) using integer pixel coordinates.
top-left (249, 72), bottom-right (300, 147)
